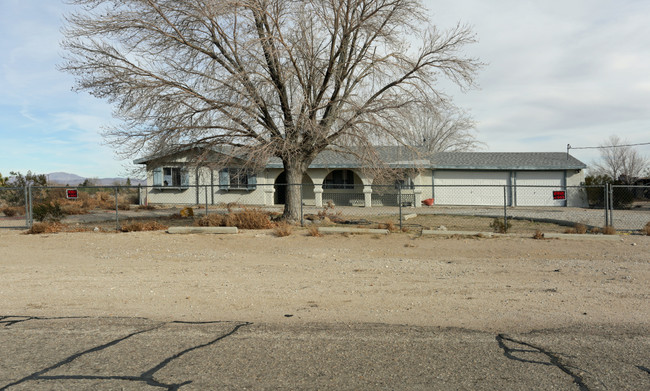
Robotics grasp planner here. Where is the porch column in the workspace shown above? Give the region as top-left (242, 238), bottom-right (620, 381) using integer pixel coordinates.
top-left (264, 186), bottom-right (275, 206)
top-left (363, 185), bottom-right (373, 208)
top-left (414, 188), bottom-right (423, 206)
top-left (314, 184), bottom-right (323, 208)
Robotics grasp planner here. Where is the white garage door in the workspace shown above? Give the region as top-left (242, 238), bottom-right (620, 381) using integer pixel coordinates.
top-left (515, 171), bottom-right (566, 206)
top-left (433, 171), bottom-right (510, 206)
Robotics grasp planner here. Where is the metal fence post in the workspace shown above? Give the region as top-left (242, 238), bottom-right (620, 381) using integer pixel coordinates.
top-left (205, 185), bottom-right (209, 216)
top-left (503, 185), bottom-right (508, 230)
top-left (398, 185), bottom-right (403, 230)
top-left (28, 185), bottom-right (33, 228)
top-left (300, 184), bottom-right (304, 227)
top-left (114, 186), bottom-right (119, 231)
top-left (23, 186), bottom-right (29, 228)
top-left (609, 184), bottom-right (614, 228)
top-left (604, 184), bottom-right (609, 227)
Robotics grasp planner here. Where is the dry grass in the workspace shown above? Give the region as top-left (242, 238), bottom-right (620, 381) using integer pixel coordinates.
top-left (574, 223), bottom-right (587, 234)
top-left (179, 207), bottom-right (194, 217)
top-left (532, 230), bottom-right (545, 240)
top-left (137, 204), bottom-right (157, 211)
top-left (602, 226), bottom-right (617, 235)
top-left (273, 222), bottom-right (293, 237)
top-left (1, 206), bottom-right (24, 217)
top-left (26, 222), bottom-right (66, 234)
top-left (643, 222), bottom-right (650, 236)
top-left (194, 208), bottom-right (273, 230)
top-left (120, 220), bottom-right (168, 232)
top-left (377, 221), bottom-right (399, 232)
top-left (306, 225), bottom-right (322, 237)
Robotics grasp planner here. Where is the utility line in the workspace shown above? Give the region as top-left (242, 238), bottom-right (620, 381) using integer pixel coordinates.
top-left (567, 142), bottom-right (650, 150)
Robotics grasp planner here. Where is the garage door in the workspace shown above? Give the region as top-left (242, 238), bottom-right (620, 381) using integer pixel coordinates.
top-left (515, 171), bottom-right (566, 206)
top-left (433, 171), bottom-right (510, 206)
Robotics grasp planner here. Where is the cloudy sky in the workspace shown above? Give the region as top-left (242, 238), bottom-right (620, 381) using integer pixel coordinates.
top-left (1, 0), bottom-right (649, 178)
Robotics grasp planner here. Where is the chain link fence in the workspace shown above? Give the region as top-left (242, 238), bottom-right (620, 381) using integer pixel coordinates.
top-left (2, 184), bottom-right (649, 234)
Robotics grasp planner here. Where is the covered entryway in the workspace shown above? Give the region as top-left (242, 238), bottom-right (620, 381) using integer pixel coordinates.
top-left (274, 172), bottom-right (314, 205)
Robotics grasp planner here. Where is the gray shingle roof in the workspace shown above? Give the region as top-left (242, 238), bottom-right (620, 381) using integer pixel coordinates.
top-left (136, 146), bottom-right (587, 171)
top-left (269, 148), bottom-right (586, 170)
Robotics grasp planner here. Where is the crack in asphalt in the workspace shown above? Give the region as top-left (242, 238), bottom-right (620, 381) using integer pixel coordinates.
top-left (0, 315), bottom-right (90, 327)
top-left (496, 334), bottom-right (591, 391)
top-left (638, 365), bottom-right (650, 375)
top-left (0, 318), bottom-right (251, 390)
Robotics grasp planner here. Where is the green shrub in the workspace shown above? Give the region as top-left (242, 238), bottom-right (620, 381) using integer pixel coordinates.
top-left (490, 218), bottom-right (511, 233)
top-left (33, 202), bottom-right (65, 222)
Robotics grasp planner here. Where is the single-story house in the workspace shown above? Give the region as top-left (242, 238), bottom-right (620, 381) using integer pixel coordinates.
top-left (133, 147), bottom-right (588, 208)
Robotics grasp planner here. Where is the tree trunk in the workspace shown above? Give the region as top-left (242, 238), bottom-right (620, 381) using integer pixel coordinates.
top-left (282, 160), bottom-right (306, 222)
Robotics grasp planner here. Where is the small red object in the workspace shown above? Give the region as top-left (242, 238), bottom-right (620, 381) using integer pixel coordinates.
top-left (422, 198), bottom-right (434, 206)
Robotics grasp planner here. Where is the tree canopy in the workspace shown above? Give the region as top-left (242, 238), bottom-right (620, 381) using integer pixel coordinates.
top-left (62, 0), bottom-right (481, 219)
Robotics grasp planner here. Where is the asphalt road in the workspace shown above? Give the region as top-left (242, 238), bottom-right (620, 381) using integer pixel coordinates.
top-left (1, 316), bottom-right (648, 390)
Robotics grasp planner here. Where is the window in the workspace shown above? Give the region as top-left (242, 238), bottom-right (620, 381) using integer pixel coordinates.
top-left (323, 170), bottom-right (355, 189)
top-left (219, 168), bottom-right (257, 191)
top-left (152, 167), bottom-right (189, 188)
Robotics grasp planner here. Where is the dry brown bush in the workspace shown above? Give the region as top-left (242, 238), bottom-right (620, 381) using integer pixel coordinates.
top-left (643, 222), bottom-right (650, 236)
top-left (26, 222), bottom-right (66, 234)
top-left (273, 222), bottom-right (293, 237)
top-left (532, 230), bottom-right (545, 240)
top-left (225, 208), bottom-right (273, 229)
top-left (378, 221), bottom-right (398, 232)
top-left (120, 220), bottom-right (168, 232)
top-left (574, 223), bottom-right (587, 234)
top-left (194, 214), bottom-right (225, 227)
top-left (306, 225), bottom-right (322, 237)
top-left (2, 206), bottom-right (24, 217)
top-left (194, 208), bottom-right (272, 229)
top-left (602, 226), bottom-right (617, 235)
top-left (180, 207), bottom-right (194, 217)
top-left (137, 204), bottom-right (156, 211)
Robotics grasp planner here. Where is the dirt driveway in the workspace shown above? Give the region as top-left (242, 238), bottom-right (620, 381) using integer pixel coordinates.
top-left (0, 228), bottom-right (648, 332)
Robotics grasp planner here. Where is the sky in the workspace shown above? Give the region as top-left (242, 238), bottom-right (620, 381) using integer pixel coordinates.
top-left (1, 0), bottom-right (649, 178)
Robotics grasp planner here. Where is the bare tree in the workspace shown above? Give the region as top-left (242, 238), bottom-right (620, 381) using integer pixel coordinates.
top-left (61, 0), bottom-right (481, 220)
top-left (591, 135), bottom-right (648, 183)
top-left (400, 102), bottom-right (483, 152)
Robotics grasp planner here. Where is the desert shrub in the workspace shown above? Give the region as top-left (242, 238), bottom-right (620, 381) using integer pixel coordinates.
top-left (33, 202), bottom-right (65, 222)
top-left (2, 206), bottom-right (24, 217)
top-left (137, 204), bottom-right (157, 211)
top-left (489, 218), bottom-right (511, 233)
top-left (224, 208), bottom-right (273, 229)
top-left (602, 226), bottom-right (617, 235)
top-left (117, 201), bottom-right (131, 211)
top-left (120, 220), bottom-right (168, 232)
top-left (273, 222), bottom-right (293, 237)
top-left (193, 208), bottom-right (272, 229)
top-left (589, 227), bottom-right (601, 234)
top-left (532, 230), bottom-right (545, 240)
top-left (180, 206), bottom-right (194, 217)
top-left (307, 225), bottom-right (322, 237)
top-left (643, 222), bottom-right (650, 236)
top-left (574, 223), bottom-right (587, 234)
top-left (26, 222), bottom-right (65, 234)
top-left (194, 214), bottom-right (226, 227)
top-left (377, 221), bottom-right (398, 232)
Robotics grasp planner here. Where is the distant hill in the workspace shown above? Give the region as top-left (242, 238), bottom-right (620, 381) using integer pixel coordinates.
top-left (46, 172), bottom-right (145, 186)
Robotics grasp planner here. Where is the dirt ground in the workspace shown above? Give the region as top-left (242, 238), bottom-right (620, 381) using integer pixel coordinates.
top-left (0, 228), bottom-right (648, 333)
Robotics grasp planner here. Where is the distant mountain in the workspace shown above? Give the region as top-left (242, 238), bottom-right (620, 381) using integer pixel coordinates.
top-left (46, 172), bottom-right (145, 186)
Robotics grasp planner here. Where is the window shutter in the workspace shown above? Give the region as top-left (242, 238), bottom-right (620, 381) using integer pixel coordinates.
top-left (181, 169), bottom-right (190, 187)
top-left (153, 167), bottom-right (162, 186)
top-left (247, 172), bottom-right (257, 190)
top-left (219, 169), bottom-right (230, 190)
